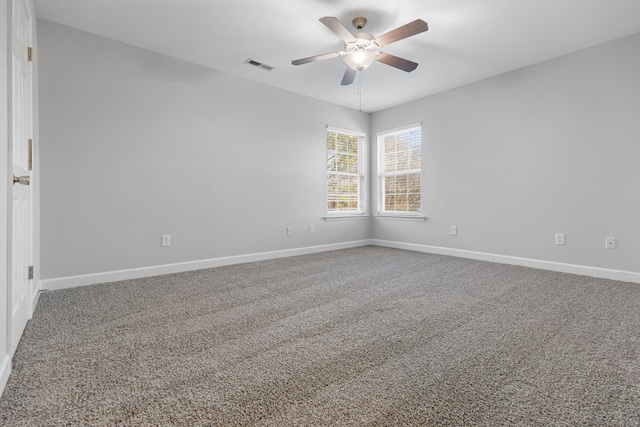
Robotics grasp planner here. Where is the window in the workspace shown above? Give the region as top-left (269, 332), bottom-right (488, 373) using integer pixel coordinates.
top-left (326, 127), bottom-right (366, 214)
top-left (378, 125), bottom-right (422, 214)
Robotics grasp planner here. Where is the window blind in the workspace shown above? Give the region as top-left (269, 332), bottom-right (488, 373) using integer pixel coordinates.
top-left (378, 125), bottom-right (422, 214)
top-left (326, 126), bottom-right (366, 214)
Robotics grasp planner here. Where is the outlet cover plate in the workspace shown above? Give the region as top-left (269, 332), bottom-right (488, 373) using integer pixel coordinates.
top-left (605, 236), bottom-right (616, 249)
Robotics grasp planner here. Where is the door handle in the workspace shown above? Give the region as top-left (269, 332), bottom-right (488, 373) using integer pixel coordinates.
top-left (13, 175), bottom-right (30, 186)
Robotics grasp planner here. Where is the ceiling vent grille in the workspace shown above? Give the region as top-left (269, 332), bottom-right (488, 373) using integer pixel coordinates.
top-left (245, 58), bottom-right (274, 71)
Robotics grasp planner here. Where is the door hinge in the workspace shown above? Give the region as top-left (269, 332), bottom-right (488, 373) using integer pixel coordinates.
top-left (28, 265), bottom-right (33, 280)
top-left (28, 139), bottom-right (33, 170)
top-left (27, 47), bottom-right (33, 62)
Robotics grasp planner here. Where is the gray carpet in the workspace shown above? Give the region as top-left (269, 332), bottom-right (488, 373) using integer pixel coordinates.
top-left (1, 246), bottom-right (639, 426)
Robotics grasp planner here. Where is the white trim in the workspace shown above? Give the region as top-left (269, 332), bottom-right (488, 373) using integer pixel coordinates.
top-left (326, 125), bottom-right (365, 138)
top-left (31, 279), bottom-right (40, 308)
top-left (39, 237), bottom-right (640, 297)
top-left (0, 0), bottom-right (10, 402)
top-left (0, 355), bottom-right (10, 399)
top-left (323, 214), bottom-right (369, 221)
top-left (375, 122), bottom-right (421, 137)
top-left (371, 239), bottom-right (640, 284)
top-left (40, 240), bottom-right (373, 291)
top-left (373, 215), bottom-right (427, 222)
top-left (379, 169), bottom-right (421, 178)
top-left (326, 127), bottom-right (367, 215)
top-left (377, 124), bottom-right (422, 215)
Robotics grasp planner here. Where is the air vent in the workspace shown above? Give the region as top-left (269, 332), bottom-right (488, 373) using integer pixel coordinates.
top-left (245, 58), bottom-right (274, 71)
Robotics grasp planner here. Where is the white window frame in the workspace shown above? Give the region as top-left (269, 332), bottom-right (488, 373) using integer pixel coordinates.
top-left (377, 124), bottom-right (423, 218)
top-left (325, 126), bottom-right (367, 218)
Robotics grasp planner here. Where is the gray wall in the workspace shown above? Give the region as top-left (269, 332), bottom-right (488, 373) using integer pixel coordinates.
top-left (371, 33), bottom-right (640, 273)
top-left (39, 19), bottom-right (640, 280)
top-left (38, 20), bottom-right (370, 279)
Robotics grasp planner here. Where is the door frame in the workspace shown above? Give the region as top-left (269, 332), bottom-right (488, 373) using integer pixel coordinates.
top-left (1, 0), bottom-right (38, 397)
top-left (8, 0), bottom-right (33, 357)
top-left (1, 0), bottom-right (11, 397)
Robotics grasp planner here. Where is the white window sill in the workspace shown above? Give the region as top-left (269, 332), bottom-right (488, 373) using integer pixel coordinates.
top-left (323, 214), bottom-right (369, 222)
top-left (373, 214), bottom-right (427, 222)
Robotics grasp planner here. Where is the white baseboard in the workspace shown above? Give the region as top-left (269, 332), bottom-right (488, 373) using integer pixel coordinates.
top-left (40, 240), bottom-right (372, 291)
top-left (372, 239), bottom-right (640, 284)
top-left (31, 282), bottom-right (40, 311)
top-left (39, 238), bottom-right (640, 292)
top-left (0, 354), bottom-right (11, 399)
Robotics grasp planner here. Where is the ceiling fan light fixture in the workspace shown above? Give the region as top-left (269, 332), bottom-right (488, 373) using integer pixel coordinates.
top-left (291, 16), bottom-right (428, 84)
top-left (344, 48), bottom-right (376, 71)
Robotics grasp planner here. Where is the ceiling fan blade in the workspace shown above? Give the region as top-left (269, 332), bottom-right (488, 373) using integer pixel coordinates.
top-left (376, 52), bottom-right (419, 72)
top-left (375, 19), bottom-right (428, 47)
top-left (341, 67), bottom-right (357, 86)
top-left (292, 51), bottom-right (341, 66)
top-left (320, 16), bottom-right (356, 43)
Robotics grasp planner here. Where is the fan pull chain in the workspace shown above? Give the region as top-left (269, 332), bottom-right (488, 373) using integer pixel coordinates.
top-left (358, 72), bottom-right (363, 112)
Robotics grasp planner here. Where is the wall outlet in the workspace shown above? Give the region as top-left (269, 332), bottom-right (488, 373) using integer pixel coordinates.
top-left (605, 236), bottom-right (616, 249)
top-left (287, 226), bottom-right (293, 236)
top-left (309, 225), bottom-right (315, 234)
top-left (555, 233), bottom-right (565, 245)
top-left (450, 226), bottom-right (457, 236)
top-left (161, 235), bottom-right (171, 247)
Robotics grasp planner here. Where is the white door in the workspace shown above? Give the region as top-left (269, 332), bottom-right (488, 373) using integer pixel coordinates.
top-left (9, 0), bottom-right (33, 356)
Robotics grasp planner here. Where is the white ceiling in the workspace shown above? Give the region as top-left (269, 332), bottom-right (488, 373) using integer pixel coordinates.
top-left (34, 0), bottom-right (640, 113)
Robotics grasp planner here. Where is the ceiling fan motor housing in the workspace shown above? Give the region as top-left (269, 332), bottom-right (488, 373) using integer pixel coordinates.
top-left (352, 17), bottom-right (367, 30)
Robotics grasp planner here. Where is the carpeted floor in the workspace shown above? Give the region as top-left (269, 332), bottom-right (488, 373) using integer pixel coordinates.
top-left (1, 246), bottom-right (639, 426)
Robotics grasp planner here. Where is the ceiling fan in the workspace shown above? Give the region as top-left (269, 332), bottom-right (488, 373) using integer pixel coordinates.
top-left (292, 16), bottom-right (428, 86)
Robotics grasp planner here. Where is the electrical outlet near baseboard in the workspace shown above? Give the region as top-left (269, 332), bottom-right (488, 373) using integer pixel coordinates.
top-left (555, 233), bottom-right (565, 245)
top-left (605, 236), bottom-right (616, 249)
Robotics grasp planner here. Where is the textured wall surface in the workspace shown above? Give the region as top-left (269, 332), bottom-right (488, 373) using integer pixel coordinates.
top-left (39, 19), bottom-right (640, 278)
top-left (38, 20), bottom-right (370, 278)
top-left (371, 33), bottom-right (640, 273)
